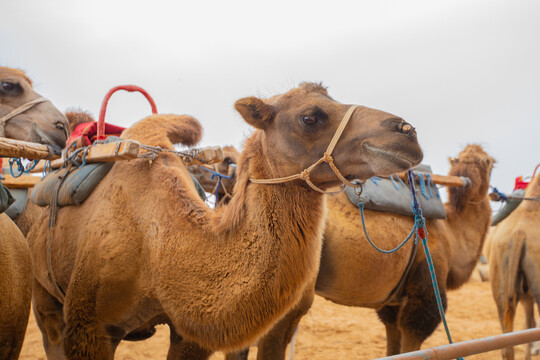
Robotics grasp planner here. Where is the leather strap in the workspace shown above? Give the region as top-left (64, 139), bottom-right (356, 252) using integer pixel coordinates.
top-left (0, 97), bottom-right (49, 137)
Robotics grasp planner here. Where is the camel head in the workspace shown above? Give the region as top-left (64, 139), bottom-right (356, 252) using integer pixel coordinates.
top-left (448, 144), bottom-right (494, 211)
top-left (0, 67), bottom-right (69, 150)
top-left (188, 145), bottom-right (239, 200)
top-left (235, 82), bottom-right (423, 189)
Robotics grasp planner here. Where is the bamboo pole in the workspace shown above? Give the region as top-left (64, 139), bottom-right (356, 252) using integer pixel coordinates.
top-left (395, 172), bottom-right (469, 188)
top-left (1, 174), bottom-right (41, 188)
top-left (29, 140), bottom-right (140, 173)
top-left (0, 137), bottom-right (60, 160)
top-left (375, 328), bottom-right (540, 360)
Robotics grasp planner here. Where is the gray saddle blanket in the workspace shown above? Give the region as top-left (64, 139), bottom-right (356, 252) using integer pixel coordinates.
top-left (345, 165), bottom-right (447, 219)
top-left (4, 188), bottom-right (27, 219)
top-left (31, 163), bottom-right (115, 207)
top-left (31, 164), bottom-right (206, 207)
top-left (0, 182), bottom-right (15, 214)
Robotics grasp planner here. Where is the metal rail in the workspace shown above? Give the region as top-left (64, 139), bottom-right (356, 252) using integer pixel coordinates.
top-left (374, 328), bottom-right (540, 360)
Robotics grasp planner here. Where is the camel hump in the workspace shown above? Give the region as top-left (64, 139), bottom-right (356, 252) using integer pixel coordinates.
top-left (504, 230), bottom-right (527, 323)
top-left (121, 114), bottom-right (202, 149)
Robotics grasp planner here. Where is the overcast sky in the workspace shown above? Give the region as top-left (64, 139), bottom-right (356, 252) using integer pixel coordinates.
top-left (2, 0), bottom-right (539, 201)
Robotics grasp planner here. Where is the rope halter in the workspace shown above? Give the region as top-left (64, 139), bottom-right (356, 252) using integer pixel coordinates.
top-left (0, 97), bottom-right (49, 137)
top-left (250, 105), bottom-right (361, 195)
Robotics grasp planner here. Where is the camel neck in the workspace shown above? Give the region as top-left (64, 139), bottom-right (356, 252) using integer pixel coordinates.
top-left (445, 198), bottom-right (491, 289)
top-left (153, 135), bottom-right (327, 350)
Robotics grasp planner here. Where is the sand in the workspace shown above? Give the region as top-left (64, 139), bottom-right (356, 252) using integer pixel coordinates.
top-left (19, 278), bottom-right (536, 359)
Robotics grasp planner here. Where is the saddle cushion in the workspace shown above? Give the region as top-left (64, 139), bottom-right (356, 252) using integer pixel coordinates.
top-left (31, 163), bottom-right (114, 207)
top-left (345, 165), bottom-right (447, 219)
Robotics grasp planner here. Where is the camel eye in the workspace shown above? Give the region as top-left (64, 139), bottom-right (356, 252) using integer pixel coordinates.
top-left (302, 116), bottom-right (317, 125)
top-left (55, 121), bottom-right (65, 130)
top-left (1, 82), bottom-right (15, 92)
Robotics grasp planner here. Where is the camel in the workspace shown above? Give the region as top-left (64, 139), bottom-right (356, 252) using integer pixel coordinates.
top-left (0, 66), bottom-right (70, 360)
top-left (489, 171), bottom-right (540, 360)
top-left (192, 144), bottom-right (493, 359)
top-left (27, 82), bottom-right (423, 359)
top-left (0, 67), bottom-right (69, 149)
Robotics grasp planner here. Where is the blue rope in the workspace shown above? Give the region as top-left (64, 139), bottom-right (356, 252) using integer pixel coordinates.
top-left (416, 171), bottom-right (429, 199)
top-left (407, 170), bottom-right (463, 360)
top-left (370, 176), bottom-right (382, 185)
top-left (8, 158), bottom-right (40, 178)
top-left (397, 175), bottom-right (407, 187)
top-left (426, 173), bottom-right (434, 198)
top-left (200, 166), bottom-right (232, 205)
top-left (357, 202), bottom-right (417, 254)
top-left (357, 170), bottom-right (462, 360)
top-left (42, 160), bottom-right (52, 179)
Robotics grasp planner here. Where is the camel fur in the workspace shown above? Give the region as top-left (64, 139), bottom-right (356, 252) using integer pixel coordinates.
top-left (194, 144), bottom-right (493, 359)
top-left (489, 172), bottom-right (540, 360)
top-left (28, 83), bottom-right (422, 359)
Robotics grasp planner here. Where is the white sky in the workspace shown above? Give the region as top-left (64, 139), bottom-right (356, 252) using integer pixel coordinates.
top-left (2, 0), bottom-right (539, 199)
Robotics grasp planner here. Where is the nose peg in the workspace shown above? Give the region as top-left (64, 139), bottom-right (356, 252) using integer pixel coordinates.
top-left (397, 119), bottom-right (416, 135)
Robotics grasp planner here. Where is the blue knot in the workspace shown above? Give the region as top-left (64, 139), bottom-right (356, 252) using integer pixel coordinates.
top-left (490, 186), bottom-right (508, 202)
top-left (9, 158), bottom-right (39, 178)
top-left (200, 166), bottom-right (232, 204)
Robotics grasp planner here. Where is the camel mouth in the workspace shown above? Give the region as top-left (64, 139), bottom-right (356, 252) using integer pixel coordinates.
top-left (362, 143), bottom-right (418, 170)
top-left (31, 123), bottom-right (63, 153)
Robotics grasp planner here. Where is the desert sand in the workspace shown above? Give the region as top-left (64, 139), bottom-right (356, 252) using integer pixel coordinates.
top-left (20, 278), bottom-right (535, 359)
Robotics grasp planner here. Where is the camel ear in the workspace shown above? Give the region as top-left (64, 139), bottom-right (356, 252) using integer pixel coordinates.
top-left (234, 97), bottom-right (274, 130)
top-left (448, 157), bottom-right (458, 166)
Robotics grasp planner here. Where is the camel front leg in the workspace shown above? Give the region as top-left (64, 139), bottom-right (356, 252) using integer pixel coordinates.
top-left (167, 327), bottom-right (212, 360)
top-left (398, 264), bottom-right (448, 354)
top-left (522, 295), bottom-right (535, 360)
top-left (32, 278), bottom-right (66, 360)
top-left (494, 292), bottom-right (517, 360)
top-left (376, 306), bottom-right (401, 356)
top-left (63, 269), bottom-right (115, 360)
top-left (255, 285), bottom-right (315, 360)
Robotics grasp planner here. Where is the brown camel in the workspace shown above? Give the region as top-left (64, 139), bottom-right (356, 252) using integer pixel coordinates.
top-left (27, 83), bottom-right (422, 359)
top-left (0, 67), bottom-right (69, 149)
top-left (192, 144), bottom-right (493, 359)
top-left (0, 67), bottom-right (70, 360)
top-left (489, 172), bottom-right (540, 360)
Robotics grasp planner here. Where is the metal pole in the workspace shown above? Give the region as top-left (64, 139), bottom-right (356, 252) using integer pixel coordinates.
top-left (374, 328), bottom-right (540, 360)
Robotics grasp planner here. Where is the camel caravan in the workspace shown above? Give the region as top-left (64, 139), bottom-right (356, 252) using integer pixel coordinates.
top-left (1, 66), bottom-right (539, 360)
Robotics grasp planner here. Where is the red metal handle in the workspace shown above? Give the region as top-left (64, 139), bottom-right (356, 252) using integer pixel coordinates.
top-left (97, 85), bottom-right (158, 140)
top-left (533, 163), bottom-right (540, 179)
